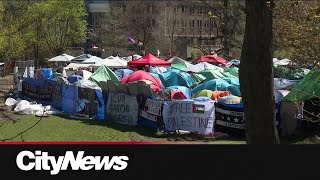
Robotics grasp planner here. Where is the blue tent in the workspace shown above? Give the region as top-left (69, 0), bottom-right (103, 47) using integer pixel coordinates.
top-left (191, 79), bottom-right (241, 96)
top-left (67, 75), bottom-right (83, 84)
top-left (114, 69), bottom-right (134, 80)
top-left (157, 69), bottom-right (195, 88)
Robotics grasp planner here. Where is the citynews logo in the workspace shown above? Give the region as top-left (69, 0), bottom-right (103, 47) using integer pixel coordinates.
top-left (16, 151), bottom-right (129, 175)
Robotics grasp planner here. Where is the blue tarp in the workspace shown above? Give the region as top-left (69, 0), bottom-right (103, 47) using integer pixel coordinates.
top-left (93, 90), bottom-right (105, 120)
top-left (61, 84), bottom-right (78, 113)
top-left (41, 68), bottom-right (53, 79)
top-left (114, 69), bottom-right (134, 80)
top-left (67, 75), bottom-right (83, 84)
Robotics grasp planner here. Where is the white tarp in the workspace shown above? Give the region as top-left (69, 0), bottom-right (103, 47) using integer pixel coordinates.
top-left (81, 56), bottom-right (104, 64)
top-left (73, 79), bottom-right (101, 90)
top-left (91, 56), bottom-right (128, 68)
top-left (149, 66), bottom-right (170, 74)
top-left (273, 58), bottom-right (292, 66)
top-left (48, 54), bottom-right (74, 62)
top-left (81, 70), bottom-right (92, 80)
top-left (162, 99), bottom-right (215, 134)
top-left (65, 63), bottom-right (93, 70)
top-left (125, 54), bottom-right (142, 62)
top-left (182, 62), bottom-right (224, 73)
top-left (167, 56), bottom-right (187, 63)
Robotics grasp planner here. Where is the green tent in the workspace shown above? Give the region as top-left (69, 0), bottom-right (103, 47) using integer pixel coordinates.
top-left (282, 66), bottom-right (320, 102)
top-left (191, 73), bottom-right (206, 84)
top-left (88, 65), bottom-right (119, 87)
top-left (197, 69), bottom-right (231, 80)
top-left (171, 61), bottom-right (193, 70)
top-left (223, 67), bottom-right (239, 78)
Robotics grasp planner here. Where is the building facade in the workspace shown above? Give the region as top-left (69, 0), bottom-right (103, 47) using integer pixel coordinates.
top-left (85, 0), bottom-right (222, 59)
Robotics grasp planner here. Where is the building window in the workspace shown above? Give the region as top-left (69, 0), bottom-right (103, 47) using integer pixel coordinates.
top-left (181, 5), bottom-right (185, 13)
top-left (200, 20), bottom-right (202, 28)
top-left (192, 20), bottom-right (195, 27)
top-left (189, 20), bottom-right (192, 27)
top-left (197, 20), bottom-right (200, 28)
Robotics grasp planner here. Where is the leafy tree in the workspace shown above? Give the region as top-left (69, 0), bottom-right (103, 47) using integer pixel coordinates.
top-left (273, 0), bottom-right (320, 65)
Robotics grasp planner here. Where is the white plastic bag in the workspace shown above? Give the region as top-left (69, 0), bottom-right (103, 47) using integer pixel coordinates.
top-left (5, 98), bottom-right (17, 106)
top-left (14, 100), bottom-right (31, 112)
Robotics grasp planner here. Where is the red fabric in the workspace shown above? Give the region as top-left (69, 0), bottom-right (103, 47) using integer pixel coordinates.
top-left (170, 89), bottom-right (187, 100)
top-left (128, 53), bottom-right (171, 67)
top-left (193, 55), bottom-right (229, 65)
top-left (120, 70), bottom-right (162, 92)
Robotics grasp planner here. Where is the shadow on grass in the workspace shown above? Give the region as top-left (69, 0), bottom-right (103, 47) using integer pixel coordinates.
top-left (55, 114), bottom-right (245, 143)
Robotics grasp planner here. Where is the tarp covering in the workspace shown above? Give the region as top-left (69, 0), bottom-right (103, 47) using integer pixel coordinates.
top-left (121, 70), bottom-right (162, 92)
top-left (190, 73), bottom-right (206, 85)
top-left (88, 65), bottom-right (120, 87)
top-left (61, 84), bottom-right (78, 113)
top-left (166, 86), bottom-right (191, 99)
top-left (282, 66), bottom-right (320, 102)
top-left (92, 56), bottom-right (127, 68)
top-left (182, 62), bottom-right (224, 73)
top-left (71, 54), bottom-right (92, 62)
top-left (192, 55), bottom-right (229, 65)
top-left (41, 68), bottom-right (53, 79)
top-left (149, 66), bottom-right (170, 74)
top-left (191, 90), bottom-right (230, 101)
top-left (157, 69), bottom-right (195, 88)
top-left (191, 79), bottom-right (241, 96)
top-left (65, 63), bottom-right (92, 70)
top-left (274, 78), bottom-right (300, 90)
top-left (171, 61), bottom-right (193, 70)
top-left (48, 54), bottom-right (74, 62)
top-left (81, 56), bottom-right (103, 64)
top-left (73, 79), bottom-right (101, 90)
top-left (67, 75), bottom-right (83, 84)
top-left (128, 53), bottom-right (171, 67)
top-left (274, 65), bottom-right (310, 80)
top-left (197, 69), bottom-right (231, 80)
top-left (114, 69), bottom-right (134, 79)
top-left (223, 67), bottom-right (239, 78)
top-left (167, 56), bottom-right (187, 63)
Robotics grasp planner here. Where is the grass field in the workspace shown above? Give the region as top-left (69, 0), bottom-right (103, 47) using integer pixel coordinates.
top-left (0, 113), bottom-right (319, 144)
top-left (0, 114), bottom-right (247, 143)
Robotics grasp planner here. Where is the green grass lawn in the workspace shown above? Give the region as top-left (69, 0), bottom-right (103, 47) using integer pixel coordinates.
top-left (0, 114), bottom-right (246, 143)
top-left (1, 114), bottom-right (320, 144)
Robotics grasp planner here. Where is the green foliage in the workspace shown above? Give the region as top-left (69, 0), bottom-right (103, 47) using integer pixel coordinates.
top-left (0, 0), bottom-right (87, 61)
top-left (274, 0), bottom-right (320, 65)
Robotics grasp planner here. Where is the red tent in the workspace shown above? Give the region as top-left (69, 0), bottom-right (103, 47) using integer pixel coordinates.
top-left (193, 55), bottom-right (229, 65)
top-left (127, 53), bottom-right (171, 67)
top-left (121, 70), bottom-right (162, 92)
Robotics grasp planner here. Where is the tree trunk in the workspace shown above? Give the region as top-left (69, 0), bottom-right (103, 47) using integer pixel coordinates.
top-left (239, 0), bottom-right (279, 144)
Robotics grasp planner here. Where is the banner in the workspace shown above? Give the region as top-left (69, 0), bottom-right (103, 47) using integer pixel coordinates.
top-left (144, 98), bottom-right (162, 116)
top-left (22, 82), bottom-right (52, 101)
top-left (106, 93), bottom-right (139, 125)
top-left (162, 100), bottom-right (215, 134)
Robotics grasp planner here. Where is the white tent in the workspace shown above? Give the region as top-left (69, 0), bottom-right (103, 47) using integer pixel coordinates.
top-left (80, 70), bottom-right (92, 80)
top-left (182, 62), bottom-right (224, 73)
top-left (125, 54), bottom-right (142, 62)
top-left (48, 54), bottom-right (74, 62)
top-left (65, 63), bottom-right (93, 70)
top-left (91, 56), bottom-right (127, 68)
top-left (81, 56), bottom-right (104, 64)
top-left (167, 56), bottom-right (188, 63)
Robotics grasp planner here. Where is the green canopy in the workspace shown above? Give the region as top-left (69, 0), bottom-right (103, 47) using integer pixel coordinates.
top-left (88, 65), bottom-right (119, 87)
top-left (282, 66), bottom-right (320, 102)
top-left (171, 61), bottom-right (193, 70)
